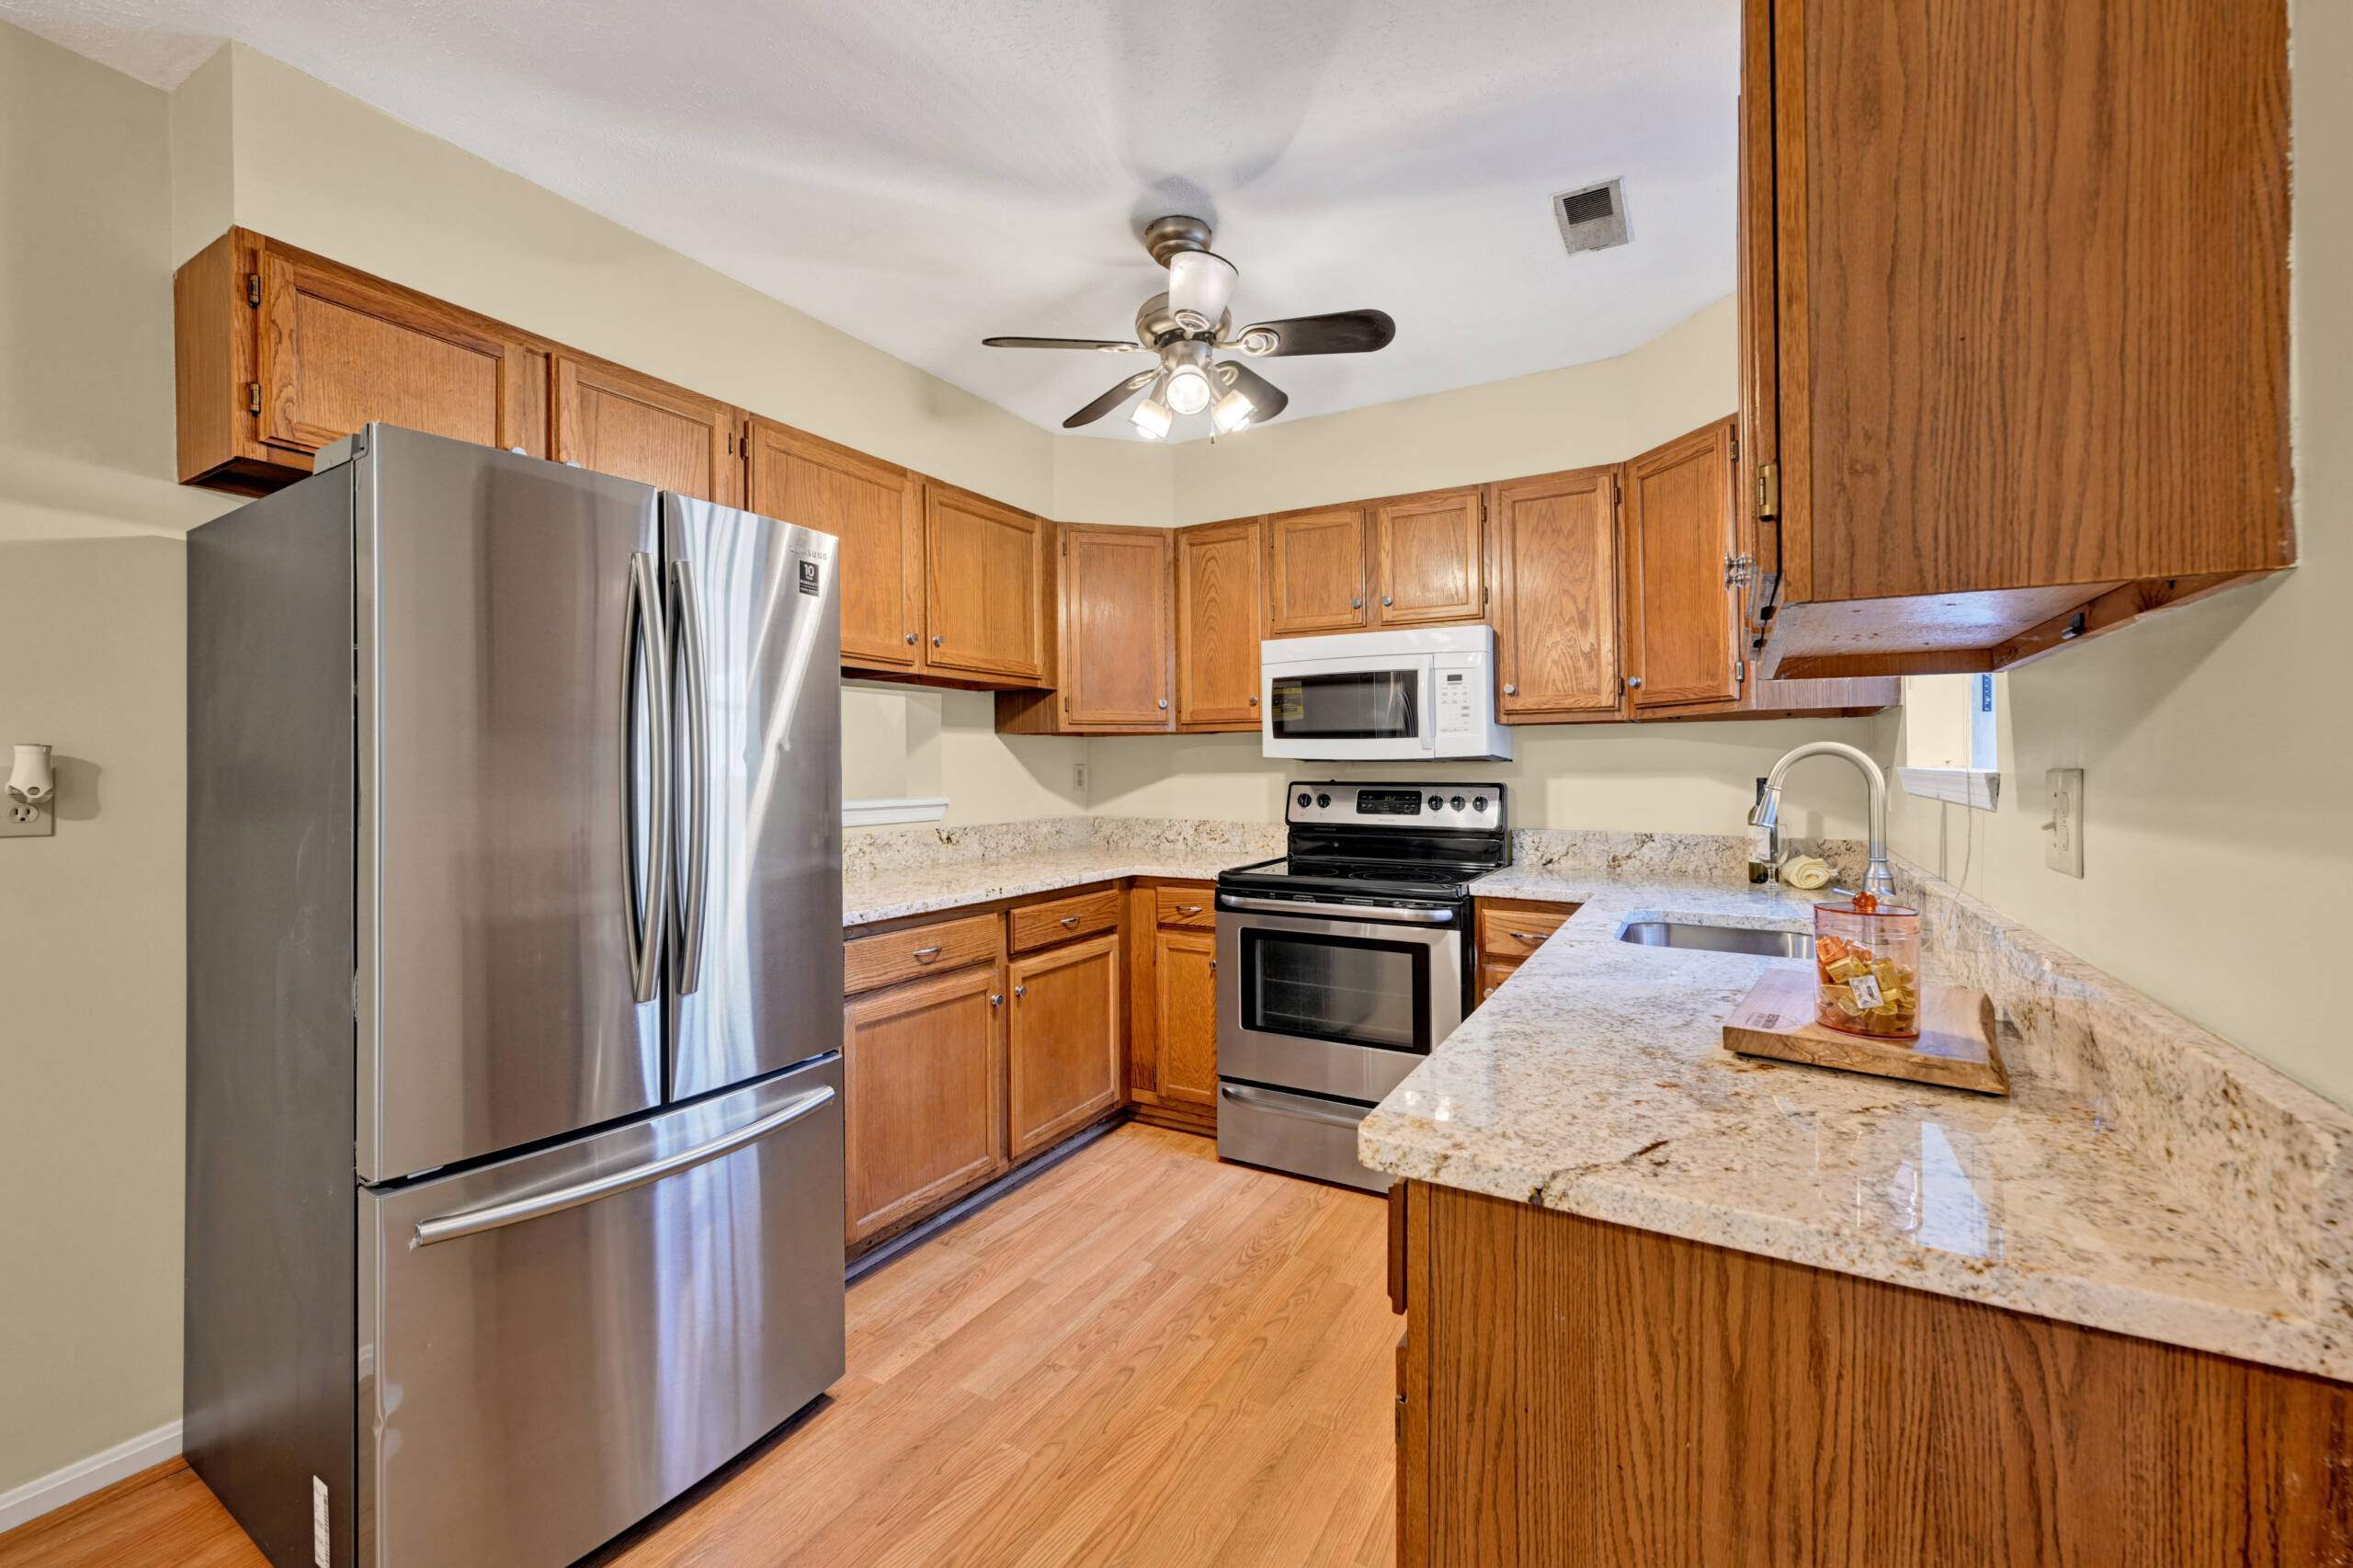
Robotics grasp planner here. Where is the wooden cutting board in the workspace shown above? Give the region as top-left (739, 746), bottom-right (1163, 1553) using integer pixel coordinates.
top-left (1722, 967), bottom-right (2008, 1096)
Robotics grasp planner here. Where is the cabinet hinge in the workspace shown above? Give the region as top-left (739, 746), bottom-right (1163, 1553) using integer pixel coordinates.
top-left (1729, 433), bottom-right (1739, 464)
top-left (1756, 462), bottom-right (1780, 520)
top-left (246, 382), bottom-right (262, 415)
top-left (1734, 657), bottom-right (1746, 685)
top-left (246, 273), bottom-right (261, 308)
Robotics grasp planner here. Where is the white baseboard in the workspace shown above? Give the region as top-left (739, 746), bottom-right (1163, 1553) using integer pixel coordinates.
top-left (0, 1420), bottom-right (182, 1535)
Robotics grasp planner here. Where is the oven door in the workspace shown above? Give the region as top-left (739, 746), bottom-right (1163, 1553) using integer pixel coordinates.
top-left (1260, 653), bottom-right (1434, 761)
top-left (1214, 896), bottom-right (1464, 1103)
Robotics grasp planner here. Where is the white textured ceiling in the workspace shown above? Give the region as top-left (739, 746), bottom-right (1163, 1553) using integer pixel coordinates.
top-left (12, 0), bottom-right (1737, 440)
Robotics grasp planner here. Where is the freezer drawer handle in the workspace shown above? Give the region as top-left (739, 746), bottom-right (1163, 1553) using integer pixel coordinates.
top-left (411, 1085), bottom-right (835, 1248)
top-left (1220, 1082), bottom-right (1369, 1131)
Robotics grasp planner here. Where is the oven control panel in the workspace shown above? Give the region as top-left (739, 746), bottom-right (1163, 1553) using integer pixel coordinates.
top-left (1284, 781), bottom-right (1506, 830)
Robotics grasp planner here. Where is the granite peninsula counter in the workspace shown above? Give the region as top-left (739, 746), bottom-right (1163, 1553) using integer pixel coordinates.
top-left (1365, 862), bottom-right (2353, 1382)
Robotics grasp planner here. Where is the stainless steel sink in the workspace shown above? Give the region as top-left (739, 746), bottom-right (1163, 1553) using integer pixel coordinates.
top-left (1617, 921), bottom-right (1815, 960)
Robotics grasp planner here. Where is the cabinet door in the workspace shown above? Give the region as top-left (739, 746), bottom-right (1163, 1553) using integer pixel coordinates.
top-left (1152, 928), bottom-right (1218, 1108)
top-left (745, 419), bottom-right (920, 669)
top-left (1622, 420), bottom-right (1739, 710)
top-left (1266, 506), bottom-right (1370, 635)
top-left (1175, 518), bottom-right (1265, 728)
top-left (1493, 467), bottom-right (1622, 721)
top-left (553, 356), bottom-right (741, 506)
top-left (926, 485), bottom-right (1045, 682)
top-left (1006, 933), bottom-right (1121, 1160)
top-left (1061, 526), bottom-right (1173, 728)
top-left (256, 244), bottom-right (533, 462)
top-left (842, 961), bottom-right (1006, 1245)
top-left (1372, 489), bottom-right (1484, 625)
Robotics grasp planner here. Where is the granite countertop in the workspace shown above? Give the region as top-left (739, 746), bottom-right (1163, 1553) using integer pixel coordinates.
top-left (1364, 868), bottom-right (2353, 1382)
top-left (843, 847), bottom-right (1245, 927)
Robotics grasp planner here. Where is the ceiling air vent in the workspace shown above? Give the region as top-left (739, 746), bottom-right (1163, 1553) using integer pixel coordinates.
top-left (1552, 179), bottom-right (1630, 256)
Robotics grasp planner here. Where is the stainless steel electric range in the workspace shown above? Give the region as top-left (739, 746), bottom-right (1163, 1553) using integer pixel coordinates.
top-left (1214, 781), bottom-right (1508, 1192)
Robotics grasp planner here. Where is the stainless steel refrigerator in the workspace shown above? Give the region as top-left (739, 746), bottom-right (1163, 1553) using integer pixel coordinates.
top-left (185, 425), bottom-right (847, 1568)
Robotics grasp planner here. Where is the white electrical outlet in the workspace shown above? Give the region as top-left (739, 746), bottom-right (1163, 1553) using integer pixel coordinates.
top-left (2044, 767), bottom-right (2084, 877)
top-left (0, 797), bottom-right (52, 838)
top-left (1073, 761), bottom-right (1088, 793)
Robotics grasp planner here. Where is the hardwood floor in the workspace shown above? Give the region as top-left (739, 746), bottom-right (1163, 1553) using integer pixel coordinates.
top-left (0, 1124), bottom-right (1400, 1568)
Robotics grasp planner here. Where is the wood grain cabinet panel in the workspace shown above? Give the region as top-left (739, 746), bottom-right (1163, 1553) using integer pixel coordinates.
top-left (1006, 932), bottom-right (1122, 1160)
top-left (1622, 420), bottom-right (1739, 711)
top-left (1492, 466), bottom-right (1623, 722)
top-left (1372, 489), bottom-right (1484, 625)
top-left (1151, 928), bottom-right (1219, 1108)
top-left (553, 356), bottom-right (741, 505)
top-left (746, 418), bottom-right (920, 670)
top-left (844, 913), bottom-right (1002, 994)
top-left (1058, 525), bottom-right (1173, 728)
top-left (1008, 888), bottom-right (1122, 953)
top-left (1744, 0), bottom-right (2292, 678)
top-left (842, 960), bottom-right (1006, 1245)
top-left (1266, 506), bottom-right (1370, 635)
top-left (926, 485), bottom-right (1046, 683)
top-left (1176, 518), bottom-right (1266, 729)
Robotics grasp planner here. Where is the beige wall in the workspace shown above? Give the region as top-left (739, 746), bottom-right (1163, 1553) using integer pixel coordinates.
top-left (0, 22), bottom-right (233, 1496)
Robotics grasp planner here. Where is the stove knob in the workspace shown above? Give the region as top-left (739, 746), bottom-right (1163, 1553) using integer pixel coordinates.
top-left (1449, 795), bottom-right (1467, 811)
top-left (1296, 792), bottom-right (1312, 809)
top-left (1427, 795), bottom-right (1443, 811)
top-left (1472, 795), bottom-right (1489, 812)
top-left (1315, 792), bottom-right (1332, 808)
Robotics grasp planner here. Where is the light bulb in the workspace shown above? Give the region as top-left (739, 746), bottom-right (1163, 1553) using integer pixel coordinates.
top-left (1211, 385), bottom-right (1254, 434)
top-left (1166, 250), bottom-right (1238, 333)
top-left (1130, 394), bottom-right (1173, 439)
top-left (1165, 366), bottom-right (1211, 415)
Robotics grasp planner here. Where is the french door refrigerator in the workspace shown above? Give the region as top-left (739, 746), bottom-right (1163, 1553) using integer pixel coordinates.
top-left (186, 425), bottom-right (847, 1568)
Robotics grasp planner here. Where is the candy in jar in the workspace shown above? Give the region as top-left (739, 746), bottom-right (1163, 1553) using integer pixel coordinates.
top-left (1812, 893), bottom-right (1921, 1040)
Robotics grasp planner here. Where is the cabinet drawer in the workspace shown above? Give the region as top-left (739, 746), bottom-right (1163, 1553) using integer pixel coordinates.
top-left (1009, 888), bottom-right (1122, 952)
top-left (844, 913), bottom-right (1001, 994)
top-left (1154, 886), bottom-right (1215, 929)
top-left (1477, 903), bottom-right (1575, 960)
top-left (1477, 958), bottom-right (1521, 1006)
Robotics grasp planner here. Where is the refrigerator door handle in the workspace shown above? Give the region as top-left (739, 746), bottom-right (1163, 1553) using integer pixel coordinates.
top-left (669, 557), bottom-right (710, 995)
top-left (624, 551), bottom-right (672, 1005)
top-left (412, 1084), bottom-right (835, 1246)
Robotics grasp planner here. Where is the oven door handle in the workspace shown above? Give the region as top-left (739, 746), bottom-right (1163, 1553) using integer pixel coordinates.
top-left (1215, 892), bottom-right (1457, 925)
top-left (1219, 1082), bottom-right (1372, 1131)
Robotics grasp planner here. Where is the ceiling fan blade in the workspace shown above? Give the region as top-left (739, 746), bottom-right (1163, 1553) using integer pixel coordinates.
top-left (982, 335), bottom-right (1149, 352)
top-left (1233, 309), bottom-right (1396, 357)
top-left (1063, 369), bottom-right (1161, 429)
top-left (1214, 360), bottom-right (1289, 425)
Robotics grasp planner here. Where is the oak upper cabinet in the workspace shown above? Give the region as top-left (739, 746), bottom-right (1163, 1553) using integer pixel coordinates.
top-left (745, 419), bottom-right (921, 671)
top-left (1492, 466), bottom-right (1623, 722)
top-left (1006, 931), bottom-right (1122, 1160)
top-left (1622, 420), bottom-right (1740, 712)
top-left (175, 229), bottom-right (543, 493)
top-left (1740, 0), bottom-right (2291, 679)
top-left (553, 356), bottom-right (742, 506)
top-left (1266, 506), bottom-right (1370, 635)
top-left (1176, 518), bottom-right (1266, 730)
top-left (1058, 526), bottom-right (1174, 729)
top-left (841, 953), bottom-right (1007, 1246)
top-left (925, 483), bottom-right (1046, 683)
top-left (1371, 488), bottom-right (1484, 625)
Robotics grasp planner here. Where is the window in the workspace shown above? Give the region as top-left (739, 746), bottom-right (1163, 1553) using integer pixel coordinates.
top-left (1897, 674), bottom-right (2002, 809)
top-left (842, 682), bottom-right (947, 826)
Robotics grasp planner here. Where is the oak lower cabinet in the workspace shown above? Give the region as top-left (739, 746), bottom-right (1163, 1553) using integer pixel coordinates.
top-left (1125, 881), bottom-right (1220, 1136)
top-left (1470, 898), bottom-right (1576, 1006)
top-left (1738, 0), bottom-right (2291, 680)
top-left (841, 957), bottom-right (1007, 1248)
top-left (552, 356), bottom-right (743, 506)
top-left (1175, 518), bottom-right (1266, 730)
top-left (747, 418), bottom-right (922, 672)
top-left (1006, 931), bottom-right (1123, 1160)
top-left (1392, 1180), bottom-right (2353, 1568)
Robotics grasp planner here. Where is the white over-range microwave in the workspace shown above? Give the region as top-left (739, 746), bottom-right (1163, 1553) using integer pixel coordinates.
top-left (1260, 626), bottom-right (1512, 761)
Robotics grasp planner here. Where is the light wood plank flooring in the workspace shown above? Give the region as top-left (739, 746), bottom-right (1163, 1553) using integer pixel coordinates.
top-left (0, 1124), bottom-right (1400, 1568)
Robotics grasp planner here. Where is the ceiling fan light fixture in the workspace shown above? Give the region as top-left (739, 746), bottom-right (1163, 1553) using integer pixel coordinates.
top-left (1211, 385), bottom-right (1254, 434)
top-left (1165, 365), bottom-right (1212, 416)
top-left (1130, 380), bottom-right (1174, 439)
top-left (1166, 249), bottom-right (1238, 333)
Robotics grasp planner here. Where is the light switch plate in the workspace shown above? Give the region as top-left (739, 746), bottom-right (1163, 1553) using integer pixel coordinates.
top-left (2044, 768), bottom-right (2084, 877)
top-left (0, 798), bottom-right (52, 838)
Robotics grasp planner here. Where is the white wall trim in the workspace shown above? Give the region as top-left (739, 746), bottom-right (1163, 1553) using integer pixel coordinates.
top-left (0, 1420), bottom-right (183, 1534)
top-left (1896, 767), bottom-right (2001, 812)
top-left (844, 795), bottom-right (949, 827)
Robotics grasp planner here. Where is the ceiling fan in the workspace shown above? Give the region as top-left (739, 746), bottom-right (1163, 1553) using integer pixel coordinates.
top-left (983, 215), bottom-right (1396, 438)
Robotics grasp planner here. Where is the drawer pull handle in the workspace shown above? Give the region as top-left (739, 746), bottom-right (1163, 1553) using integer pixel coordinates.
top-left (1508, 931), bottom-right (1548, 942)
top-left (911, 946), bottom-right (943, 959)
top-left (1175, 904), bottom-right (1202, 915)
top-left (1059, 915), bottom-right (1080, 926)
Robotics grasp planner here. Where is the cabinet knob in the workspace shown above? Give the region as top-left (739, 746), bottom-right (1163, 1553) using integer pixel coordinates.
top-left (1503, 683), bottom-right (1518, 696)
top-left (1628, 676), bottom-right (1643, 688)
top-left (904, 631), bottom-right (916, 644)
top-left (1381, 596), bottom-right (1392, 606)
top-left (1158, 699), bottom-right (1169, 709)
top-left (990, 993), bottom-right (1003, 1006)
top-left (932, 634), bottom-right (943, 646)
top-left (1014, 984), bottom-right (1027, 998)
top-left (1210, 959), bottom-right (1218, 973)
top-left (1351, 597), bottom-right (1363, 608)
top-left (1247, 696), bottom-right (1258, 706)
